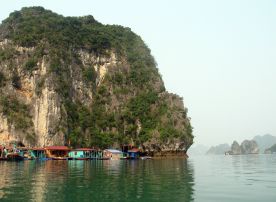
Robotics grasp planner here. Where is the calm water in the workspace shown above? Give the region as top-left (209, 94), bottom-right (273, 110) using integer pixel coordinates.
top-left (0, 155), bottom-right (276, 201)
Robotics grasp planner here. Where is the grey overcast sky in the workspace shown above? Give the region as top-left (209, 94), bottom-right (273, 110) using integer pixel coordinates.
top-left (1, 0), bottom-right (276, 147)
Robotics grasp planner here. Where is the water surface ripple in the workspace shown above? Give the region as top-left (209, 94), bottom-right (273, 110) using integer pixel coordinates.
top-left (0, 155), bottom-right (275, 201)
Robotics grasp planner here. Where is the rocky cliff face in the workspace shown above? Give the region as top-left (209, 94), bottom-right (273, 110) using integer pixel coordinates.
top-left (230, 141), bottom-right (242, 155)
top-left (228, 140), bottom-right (259, 155)
top-left (240, 140), bottom-right (259, 154)
top-left (0, 7), bottom-right (193, 154)
top-left (253, 134), bottom-right (276, 153)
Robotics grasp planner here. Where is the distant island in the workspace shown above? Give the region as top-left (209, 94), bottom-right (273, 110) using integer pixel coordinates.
top-left (226, 140), bottom-right (259, 155)
top-left (264, 144), bottom-right (276, 154)
top-left (188, 144), bottom-right (209, 156)
top-left (253, 134), bottom-right (276, 153)
top-left (203, 134), bottom-right (276, 155)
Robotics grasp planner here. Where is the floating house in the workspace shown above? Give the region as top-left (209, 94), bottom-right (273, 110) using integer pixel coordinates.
top-left (69, 148), bottom-right (94, 160)
top-left (45, 146), bottom-right (70, 160)
top-left (6, 153), bottom-right (24, 161)
top-left (30, 148), bottom-right (47, 160)
top-left (91, 150), bottom-right (104, 159)
top-left (17, 147), bottom-right (32, 159)
top-left (104, 149), bottom-right (124, 160)
top-left (127, 148), bottom-right (140, 159)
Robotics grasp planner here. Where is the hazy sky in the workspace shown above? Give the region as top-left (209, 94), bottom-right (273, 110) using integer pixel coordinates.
top-left (1, 0), bottom-right (276, 147)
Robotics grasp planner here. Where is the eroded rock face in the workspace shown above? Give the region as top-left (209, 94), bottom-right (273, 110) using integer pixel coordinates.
top-left (240, 140), bottom-right (259, 154)
top-left (228, 140), bottom-right (259, 155)
top-left (142, 93), bottom-right (193, 154)
top-left (0, 115), bottom-right (13, 145)
top-left (34, 85), bottom-right (62, 146)
top-left (230, 141), bottom-right (242, 155)
top-left (0, 41), bottom-right (119, 147)
top-left (0, 7), bottom-right (193, 151)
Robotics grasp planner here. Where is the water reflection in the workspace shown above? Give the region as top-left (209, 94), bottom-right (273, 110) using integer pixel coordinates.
top-left (0, 159), bottom-right (194, 202)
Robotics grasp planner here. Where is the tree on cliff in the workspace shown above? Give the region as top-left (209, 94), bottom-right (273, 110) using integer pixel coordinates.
top-left (0, 7), bottom-right (193, 153)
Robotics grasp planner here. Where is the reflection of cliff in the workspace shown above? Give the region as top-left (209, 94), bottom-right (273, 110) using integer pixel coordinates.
top-left (0, 161), bottom-right (71, 201)
top-left (31, 161), bottom-right (47, 202)
top-left (0, 162), bottom-right (13, 199)
top-left (0, 160), bottom-right (194, 201)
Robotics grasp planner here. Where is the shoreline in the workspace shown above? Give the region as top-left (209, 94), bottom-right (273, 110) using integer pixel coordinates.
top-left (150, 151), bottom-right (189, 159)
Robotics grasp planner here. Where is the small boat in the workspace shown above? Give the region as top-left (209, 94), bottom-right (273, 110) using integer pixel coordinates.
top-left (6, 153), bottom-right (24, 161)
top-left (76, 158), bottom-right (89, 160)
top-left (140, 156), bottom-right (152, 160)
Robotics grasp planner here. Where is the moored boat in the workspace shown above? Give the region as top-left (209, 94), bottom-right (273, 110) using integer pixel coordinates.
top-left (6, 153), bottom-right (24, 161)
top-left (17, 147), bottom-right (33, 160)
top-left (140, 156), bottom-right (152, 160)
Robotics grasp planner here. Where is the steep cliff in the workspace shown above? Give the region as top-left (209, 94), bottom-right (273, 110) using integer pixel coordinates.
top-left (253, 134), bottom-right (276, 153)
top-left (228, 140), bottom-right (259, 155)
top-left (240, 140), bottom-right (259, 154)
top-left (0, 7), bottom-right (193, 154)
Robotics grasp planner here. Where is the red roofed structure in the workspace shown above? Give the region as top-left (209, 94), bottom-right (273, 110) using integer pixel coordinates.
top-left (32, 148), bottom-right (46, 151)
top-left (45, 146), bottom-right (70, 159)
top-left (45, 146), bottom-right (70, 151)
top-left (74, 148), bottom-right (95, 151)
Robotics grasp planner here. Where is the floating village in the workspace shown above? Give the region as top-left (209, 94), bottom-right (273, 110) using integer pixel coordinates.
top-left (0, 144), bottom-right (152, 161)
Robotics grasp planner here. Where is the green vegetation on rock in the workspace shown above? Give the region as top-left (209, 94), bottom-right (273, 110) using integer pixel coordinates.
top-left (0, 7), bottom-right (193, 151)
top-left (0, 95), bottom-right (33, 131)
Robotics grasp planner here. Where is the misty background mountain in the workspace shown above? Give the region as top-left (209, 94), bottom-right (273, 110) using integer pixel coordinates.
top-left (253, 134), bottom-right (276, 153)
top-left (206, 144), bottom-right (230, 155)
top-left (189, 134), bottom-right (276, 156)
top-left (187, 144), bottom-right (209, 156)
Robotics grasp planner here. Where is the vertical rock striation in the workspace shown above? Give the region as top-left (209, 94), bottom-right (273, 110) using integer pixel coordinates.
top-left (0, 7), bottom-right (193, 154)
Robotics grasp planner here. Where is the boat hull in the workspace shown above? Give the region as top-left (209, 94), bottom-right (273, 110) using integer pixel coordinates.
top-left (6, 154), bottom-right (24, 161)
top-left (73, 158), bottom-right (89, 160)
top-left (52, 157), bottom-right (69, 160)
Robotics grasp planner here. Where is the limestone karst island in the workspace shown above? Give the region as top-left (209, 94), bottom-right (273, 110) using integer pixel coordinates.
top-left (0, 7), bottom-right (193, 160)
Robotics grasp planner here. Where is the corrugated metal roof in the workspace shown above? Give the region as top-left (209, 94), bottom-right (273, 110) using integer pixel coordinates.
top-left (105, 149), bottom-right (123, 154)
top-left (45, 146), bottom-right (70, 151)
